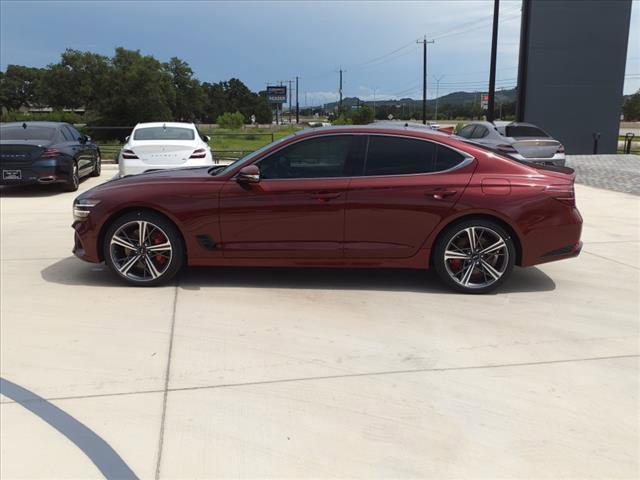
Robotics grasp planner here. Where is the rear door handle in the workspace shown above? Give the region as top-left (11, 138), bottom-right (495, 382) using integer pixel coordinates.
top-left (425, 189), bottom-right (457, 200)
top-left (309, 192), bottom-right (342, 201)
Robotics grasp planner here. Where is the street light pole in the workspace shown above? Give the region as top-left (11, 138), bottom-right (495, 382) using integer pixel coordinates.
top-left (433, 75), bottom-right (444, 121)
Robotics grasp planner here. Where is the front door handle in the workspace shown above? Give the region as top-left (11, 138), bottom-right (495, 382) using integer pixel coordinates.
top-left (425, 189), bottom-right (457, 200)
top-left (309, 192), bottom-right (342, 201)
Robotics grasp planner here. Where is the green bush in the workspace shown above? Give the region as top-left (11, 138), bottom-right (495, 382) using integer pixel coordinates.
top-left (331, 113), bottom-right (353, 125)
top-left (0, 110), bottom-right (83, 124)
top-left (216, 111), bottom-right (245, 129)
top-left (351, 105), bottom-right (374, 125)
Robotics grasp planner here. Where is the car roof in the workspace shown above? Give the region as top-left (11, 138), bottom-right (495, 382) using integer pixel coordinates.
top-left (292, 124), bottom-right (452, 139)
top-left (463, 121), bottom-right (495, 129)
top-left (133, 122), bottom-right (195, 129)
top-left (1, 121), bottom-right (66, 128)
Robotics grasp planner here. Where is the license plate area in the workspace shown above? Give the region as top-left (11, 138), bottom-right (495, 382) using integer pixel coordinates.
top-left (2, 169), bottom-right (22, 180)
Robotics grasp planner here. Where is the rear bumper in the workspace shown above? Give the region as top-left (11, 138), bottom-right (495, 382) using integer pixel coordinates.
top-left (1, 158), bottom-right (73, 185)
top-left (118, 157), bottom-right (213, 176)
top-left (521, 206), bottom-right (583, 267)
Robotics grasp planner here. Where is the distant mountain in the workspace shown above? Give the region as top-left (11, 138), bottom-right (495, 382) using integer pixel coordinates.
top-left (320, 88), bottom-right (517, 109)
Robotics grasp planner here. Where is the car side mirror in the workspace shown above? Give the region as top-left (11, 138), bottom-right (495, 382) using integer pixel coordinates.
top-left (125, 135), bottom-right (130, 142)
top-left (237, 165), bottom-right (260, 183)
top-left (79, 135), bottom-right (88, 144)
top-left (203, 135), bottom-right (210, 142)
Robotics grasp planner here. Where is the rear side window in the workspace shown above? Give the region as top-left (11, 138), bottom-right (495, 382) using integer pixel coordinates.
top-left (133, 127), bottom-right (195, 141)
top-left (365, 136), bottom-right (436, 176)
top-left (435, 145), bottom-right (466, 171)
top-left (457, 125), bottom-right (476, 138)
top-left (505, 125), bottom-right (548, 138)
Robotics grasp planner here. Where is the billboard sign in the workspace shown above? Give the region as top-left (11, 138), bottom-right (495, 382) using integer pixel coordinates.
top-left (267, 86), bottom-right (287, 104)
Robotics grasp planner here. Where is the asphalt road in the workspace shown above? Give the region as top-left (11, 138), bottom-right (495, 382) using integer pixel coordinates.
top-left (1, 165), bottom-right (638, 478)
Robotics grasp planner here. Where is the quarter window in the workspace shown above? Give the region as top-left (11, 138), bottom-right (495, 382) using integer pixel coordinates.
top-left (471, 126), bottom-right (489, 139)
top-left (364, 136), bottom-right (436, 176)
top-left (435, 145), bottom-right (466, 171)
top-left (457, 125), bottom-right (476, 138)
top-left (258, 135), bottom-right (356, 179)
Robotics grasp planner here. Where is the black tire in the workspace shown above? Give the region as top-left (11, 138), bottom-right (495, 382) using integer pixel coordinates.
top-left (91, 152), bottom-right (101, 177)
top-left (62, 161), bottom-right (79, 192)
top-left (103, 210), bottom-right (184, 286)
top-left (433, 218), bottom-right (515, 294)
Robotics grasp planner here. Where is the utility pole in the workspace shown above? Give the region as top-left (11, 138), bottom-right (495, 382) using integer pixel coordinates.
top-left (339, 68), bottom-right (344, 112)
top-left (373, 88), bottom-right (377, 120)
top-left (487, 0), bottom-right (500, 122)
top-left (287, 79), bottom-right (293, 124)
top-left (417, 36), bottom-right (435, 124)
top-left (295, 76), bottom-right (299, 124)
top-left (433, 75), bottom-right (444, 121)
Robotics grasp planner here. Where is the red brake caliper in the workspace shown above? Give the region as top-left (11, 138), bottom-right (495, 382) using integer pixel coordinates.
top-left (152, 232), bottom-right (167, 266)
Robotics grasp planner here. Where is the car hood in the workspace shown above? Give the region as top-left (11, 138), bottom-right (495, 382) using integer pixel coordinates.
top-left (79, 166), bottom-right (220, 199)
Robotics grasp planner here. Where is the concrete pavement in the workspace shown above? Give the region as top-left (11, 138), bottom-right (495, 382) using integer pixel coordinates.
top-left (1, 165), bottom-right (638, 478)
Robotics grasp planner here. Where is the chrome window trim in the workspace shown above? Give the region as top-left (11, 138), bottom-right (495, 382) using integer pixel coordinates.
top-left (237, 132), bottom-right (476, 182)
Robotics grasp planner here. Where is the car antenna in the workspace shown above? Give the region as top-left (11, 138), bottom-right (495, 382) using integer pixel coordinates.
top-left (163, 123), bottom-right (166, 130)
top-left (22, 122), bottom-right (27, 129)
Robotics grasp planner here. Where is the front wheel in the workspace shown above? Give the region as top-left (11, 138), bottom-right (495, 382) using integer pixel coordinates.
top-left (433, 219), bottom-right (515, 294)
top-left (103, 211), bottom-right (184, 286)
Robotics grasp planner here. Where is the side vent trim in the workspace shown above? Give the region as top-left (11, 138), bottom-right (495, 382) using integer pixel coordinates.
top-left (196, 234), bottom-right (216, 250)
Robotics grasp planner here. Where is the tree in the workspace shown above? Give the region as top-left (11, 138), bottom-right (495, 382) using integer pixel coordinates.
top-left (94, 48), bottom-right (175, 125)
top-left (38, 49), bottom-right (110, 110)
top-left (351, 105), bottom-right (374, 124)
top-left (622, 90), bottom-right (640, 121)
top-left (216, 111), bottom-right (244, 129)
top-left (164, 57), bottom-right (204, 121)
top-left (0, 65), bottom-right (44, 110)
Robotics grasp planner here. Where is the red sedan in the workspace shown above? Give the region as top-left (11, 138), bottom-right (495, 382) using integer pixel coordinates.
top-left (72, 126), bottom-right (582, 293)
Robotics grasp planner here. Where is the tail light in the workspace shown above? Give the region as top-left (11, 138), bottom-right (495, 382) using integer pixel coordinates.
top-left (190, 148), bottom-right (207, 159)
top-left (496, 144), bottom-right (518, 154)
top-left (122, 149), bottom-right (138, 159)
top-left (557, 144), bottom-right (565, 153)
top-left (545, 184), bottom-right (575, 207)
top-left (41, 148), bottom-right (61, 159)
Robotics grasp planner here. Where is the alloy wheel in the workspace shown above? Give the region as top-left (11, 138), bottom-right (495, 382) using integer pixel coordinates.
top-left (72, 163), bottom-right (79, 188)
top-left (109, 220), bottom-right (173, 281)
top-left (443, 226), bottom-right (509, 289)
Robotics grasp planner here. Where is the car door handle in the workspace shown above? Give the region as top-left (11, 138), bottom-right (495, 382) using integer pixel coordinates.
top-left (309, 192), bottom-right (342, 201)
top-left (425, 189), bottom-right (457, 200)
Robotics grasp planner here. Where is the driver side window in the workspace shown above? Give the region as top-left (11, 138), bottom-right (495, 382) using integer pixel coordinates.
top-left (258, 135), bottom-right (355, 179)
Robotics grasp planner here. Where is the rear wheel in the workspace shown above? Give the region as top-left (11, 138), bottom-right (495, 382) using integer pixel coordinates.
top-left (91, 152), bottom-right (101, 177)
top-left (433, 219), bottom-right (515, 294)
top-left (103, 211), bottom-right (184, 286)
top-left (62, 162), bottom-right (79, 192)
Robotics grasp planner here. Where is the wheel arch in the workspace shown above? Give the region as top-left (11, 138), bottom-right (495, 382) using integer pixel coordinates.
top-left (428, 212), bottom-right (523, 266)
top-left (96, 206), bottom-right (188, 262)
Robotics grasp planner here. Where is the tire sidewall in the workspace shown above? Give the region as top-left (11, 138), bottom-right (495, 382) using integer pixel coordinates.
top-left (62, 162), bottom-right (79, 192)
top-left (433, 219), bottom-right (515, 294)
top-left (103, 210), bottom-right (184, 286)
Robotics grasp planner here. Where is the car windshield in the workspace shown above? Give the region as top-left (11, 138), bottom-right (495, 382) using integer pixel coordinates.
top-left (0, 125), bottom-right (56, 141)
top-left (211, 132), bottom-right (298, 176)
top-left (133, 126), bottom-right (195, 141)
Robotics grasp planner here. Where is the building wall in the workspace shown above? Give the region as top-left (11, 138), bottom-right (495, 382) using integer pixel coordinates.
top-left (518, 0), bottom-right (632, 154)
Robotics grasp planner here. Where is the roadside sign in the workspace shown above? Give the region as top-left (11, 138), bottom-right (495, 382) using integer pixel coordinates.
top-left (481, 93), bottom-right (489, 110)
top-left (267, 86), bottom-right (287, 104)
top-left (388, 114), bottom-right (394, 120)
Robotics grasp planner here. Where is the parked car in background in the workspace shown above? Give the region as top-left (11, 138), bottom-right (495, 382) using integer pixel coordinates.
top-left (1, 121), bottom-right (101, 191)
top-left (457, 121), bottom-right (566, 167)
top-left (73, 125), bottom-right (582, 294)
top-left (118, 122), bottom-right (213, 176)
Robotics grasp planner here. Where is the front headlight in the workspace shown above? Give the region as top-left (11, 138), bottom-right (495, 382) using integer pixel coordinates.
top-left (73, 198), bottom-right (101, 221)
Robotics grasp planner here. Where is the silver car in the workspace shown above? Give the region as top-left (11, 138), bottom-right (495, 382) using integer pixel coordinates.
top-left (456, 121), bottom-right (566, 167)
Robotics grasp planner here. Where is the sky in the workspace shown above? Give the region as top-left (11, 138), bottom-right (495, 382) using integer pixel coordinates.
top-left (0, 0), bottom-right (638, 106)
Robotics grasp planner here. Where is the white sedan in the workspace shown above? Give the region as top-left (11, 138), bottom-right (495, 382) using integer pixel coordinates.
top-left (118, 122), bottom-right (214, 176)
